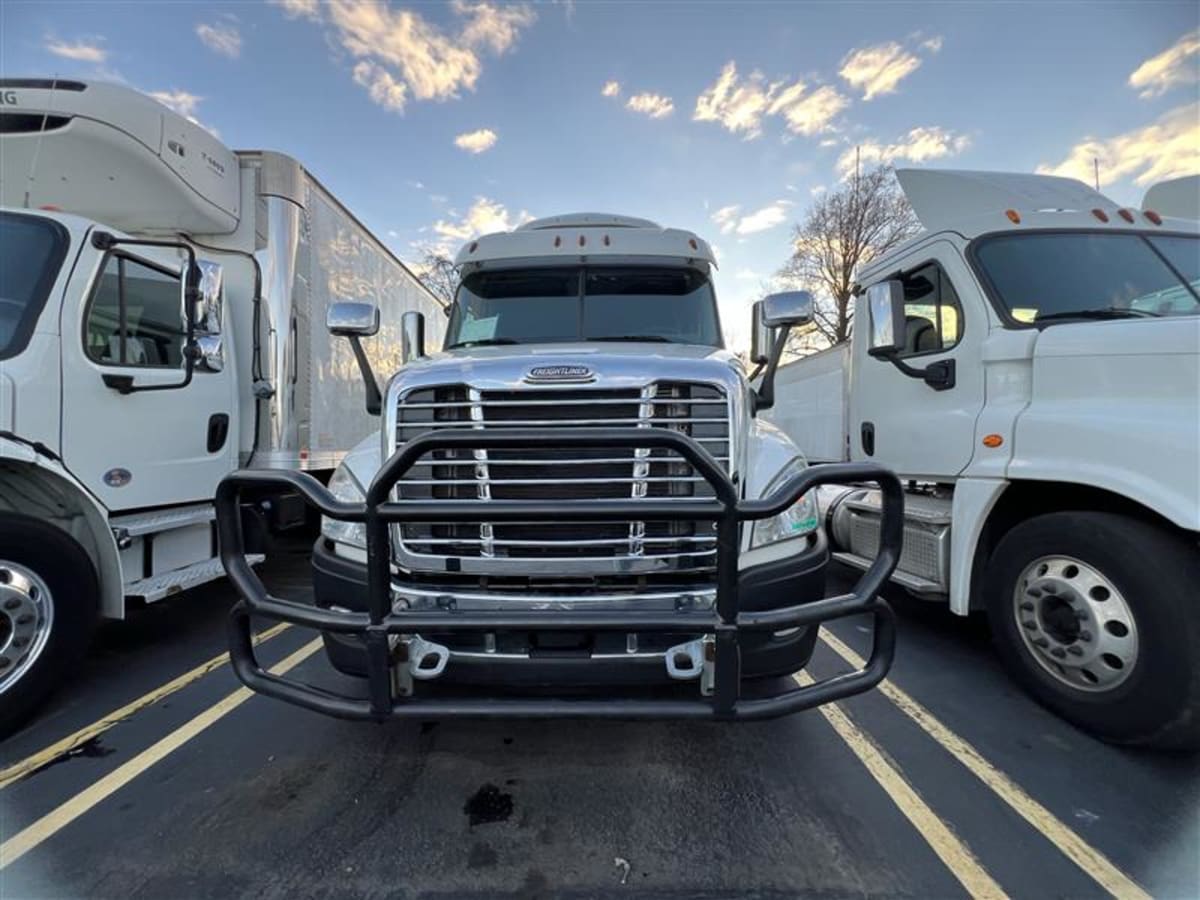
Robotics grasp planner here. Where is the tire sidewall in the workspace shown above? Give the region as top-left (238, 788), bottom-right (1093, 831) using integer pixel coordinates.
top-left (985, 512), bottom-right (1197, 744)
top-left (0, 514), bottom-right (97, 734)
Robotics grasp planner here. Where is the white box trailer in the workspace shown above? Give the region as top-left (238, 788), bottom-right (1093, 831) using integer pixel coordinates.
top-left (765, 344), bottom-right (849, 464)
top-left (0, 78), bottom-right (444, 731)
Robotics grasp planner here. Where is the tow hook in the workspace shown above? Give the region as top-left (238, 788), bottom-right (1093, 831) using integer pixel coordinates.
top-left (389, 635), bottom-right (451, 697)
top-left (665, 636), bottom-right (716, 695)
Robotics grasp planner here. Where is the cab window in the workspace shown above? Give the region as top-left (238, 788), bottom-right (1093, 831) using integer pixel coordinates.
top-left (895, 262), bottom-right (962, 357)
top-left (85, 255), bottom-right (184, 367)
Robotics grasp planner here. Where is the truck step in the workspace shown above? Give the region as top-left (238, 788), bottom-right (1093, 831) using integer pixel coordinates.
top-left (110, 504), bottom-right (215, 537)
top-left (125, 554), bottom-right (263, 603)
top-left (832, 550), bottom-right (946, 597)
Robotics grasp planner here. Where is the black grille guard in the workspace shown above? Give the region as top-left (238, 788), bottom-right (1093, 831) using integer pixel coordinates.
top-left (216, 428), bottom-right (904, 721)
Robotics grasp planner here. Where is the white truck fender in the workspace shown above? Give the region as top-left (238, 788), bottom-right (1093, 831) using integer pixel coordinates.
top-left (949, 477), bottom-right (1007, 615)
top-left (0, 437), bottom-right (125, 619)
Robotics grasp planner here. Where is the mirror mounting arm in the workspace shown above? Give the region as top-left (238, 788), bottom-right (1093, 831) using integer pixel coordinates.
top-left (347, 335), bottom-right (382, 416)
top-left (753, 326), bottom-right (791, 413)
top-left (874, 349), bottom-right (956, 391)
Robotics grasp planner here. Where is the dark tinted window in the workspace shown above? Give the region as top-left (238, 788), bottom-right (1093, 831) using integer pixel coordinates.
top-left (975, 233), bottom-right (1199, 323)
top-left (446, 266), bottom-right (722, 347)
top-left (86, 255), bottom-right (185, 367)
top-left (1150, 235), bottom-right (1200, 299)
top-left (0, 212), bottom-right (68, 360)
top-left (894, 262), bottom-right (962, 357)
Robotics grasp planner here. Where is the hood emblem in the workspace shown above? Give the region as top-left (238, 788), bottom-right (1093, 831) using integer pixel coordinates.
top-left (525, 364), bottom-right (595, 383)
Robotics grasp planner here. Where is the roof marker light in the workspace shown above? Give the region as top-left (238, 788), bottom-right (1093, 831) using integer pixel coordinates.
top-left (1005, 209), bottom-right (1021, 224)
top-left (688, 238), bottom-right (699, 250)
top-left (578, 234), bottom-right (586, 247)
top-left (38, 204), bottom-right (62, 211)
top-left (1091, 208), bottom-right (1109, 223)
top-left (1144, 210), bottom-right (1163, 225)
top-left (468, 241), bottom-right (478, 254)
top-left (1118, 208), bottom-right (1135, 223)
top-left (553, 235), bottom-right (561, 248)
top-left (603, 234), bottom-right (611, 246)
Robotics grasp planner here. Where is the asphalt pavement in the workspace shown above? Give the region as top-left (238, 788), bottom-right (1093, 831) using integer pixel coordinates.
top-left (2, 542), bottom-right (1198, 899)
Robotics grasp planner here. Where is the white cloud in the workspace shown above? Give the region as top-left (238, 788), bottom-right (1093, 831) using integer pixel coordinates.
top-left (921, 35), bottom-right (943, 53)
top-left (839, 41), bottom-right (922, 100)
top-left (626, 91), bottom-right (674, 119)
top-left (693, 62), bottom-right (847, 139)
top-left (269, 0), bottom-right (321, 21)
top-left (734, 268), bottom-right (760, 281)
top-left (454, 127), bottom-right (498, 153)
top-left (290, 0), bottom-right (535, 113)
top-left (196, 21), bottom-right (242, 58)
top-left (601, 80), bottom-right (620, 98)
top-left (711, 200), bottom-right (793, 236)
top-left (45, 38), bottom-right (107, 63)
top-left (453, 0), bottom-right (536, 54)
top-left (1128, 29), bottom-right (1200, 99)
top-left (1036, 103), bottom-right (1199, 188)
top-left (837, 126), bottom-right (971, 175)
top-left (433, 197), bottom-right (533, 245)
top-left (352, 60), bottom-right (408, 111)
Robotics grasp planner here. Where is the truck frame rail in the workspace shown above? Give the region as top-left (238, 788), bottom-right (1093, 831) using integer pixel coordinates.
top-left (216, 428), bottom-right (904, 720)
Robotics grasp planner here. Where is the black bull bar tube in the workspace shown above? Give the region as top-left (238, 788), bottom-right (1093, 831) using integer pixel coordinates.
top-left (216, 428), bottom-right (904, 721)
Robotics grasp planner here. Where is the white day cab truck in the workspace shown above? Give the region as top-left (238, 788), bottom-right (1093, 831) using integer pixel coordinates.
top-left (215, 214), bottom-right (906, 722)
top-left (765, 169), bottom-right (1200, 748)
top-left (0, 79), bottom-right (443, 733)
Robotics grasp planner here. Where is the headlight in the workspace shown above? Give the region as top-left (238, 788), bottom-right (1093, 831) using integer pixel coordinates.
top-left (750, 458), bottom-right (820, 549)
top-left (321, 464), bottom-right (367, 549)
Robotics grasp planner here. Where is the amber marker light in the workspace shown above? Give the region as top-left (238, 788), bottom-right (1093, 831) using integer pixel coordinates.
top-left (1091, 208), bottom-right (1109, 223)
top-left (1005, 209), bottom-right (1021, 224)
top-left (983, 434), bottom-right (1004, 448)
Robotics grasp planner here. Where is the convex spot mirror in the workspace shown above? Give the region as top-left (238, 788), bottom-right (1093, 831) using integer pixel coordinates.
top-left (327, 301), bottom-right (380, 337)
top-left (866, 281), bottom-right (906, 356)
top-left (402, 310), bottom-right (426, 364)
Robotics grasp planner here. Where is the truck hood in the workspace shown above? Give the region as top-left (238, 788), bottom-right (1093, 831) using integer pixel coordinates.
top-left (1011, 316), bottom-right (1200, 530)
top-left (391, 342), bottom-right (745, 395)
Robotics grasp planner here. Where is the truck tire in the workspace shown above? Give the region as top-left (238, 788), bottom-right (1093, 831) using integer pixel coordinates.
top-left (0, 514), bottom-right (98, 736)
top-left (984, 511), bottom-right (1200, 749)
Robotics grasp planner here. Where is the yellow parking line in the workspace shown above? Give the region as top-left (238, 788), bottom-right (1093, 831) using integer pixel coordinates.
top-left (0, 622), bottom-right (290, 791)
top-left (0, 636), bottom-right (322, 870)
top-left (794, 671), bottom-right (1007, 899)
top-left (819, 630), bottom-right (1150, 900)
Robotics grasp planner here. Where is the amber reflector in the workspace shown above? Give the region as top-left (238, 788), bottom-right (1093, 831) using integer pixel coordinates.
top-left (982, 434), bottom-right (1004, 448)
top-left (1005, 209), bottom-right (1021, 224)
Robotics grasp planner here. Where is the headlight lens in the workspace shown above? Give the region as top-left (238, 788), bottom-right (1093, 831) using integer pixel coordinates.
top-left (320, 464), bottom-right (367, 549)
top-left (750, 458), bottom-right (820, 549)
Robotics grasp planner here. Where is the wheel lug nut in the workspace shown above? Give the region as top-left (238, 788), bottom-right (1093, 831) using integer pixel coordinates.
top-left (1074, 610), bottom-right (1088, 620)
top-left (1020, 601), bottom-right (1035, 612)
top-left (1079, 632), bottom-right (1092, 642)
top-left (1033, 638), bottom-right (1049, 648)
top-left (1050, 647), bottom-right (1066, 659)
top-left (1022, 620), bottom-right (1038, 630)
top-left (1067, 646), bottom-right (1084, 656)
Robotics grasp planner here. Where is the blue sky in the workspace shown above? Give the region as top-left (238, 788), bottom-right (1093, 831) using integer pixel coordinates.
top-left (4, 0), bottom-right (1198, 348)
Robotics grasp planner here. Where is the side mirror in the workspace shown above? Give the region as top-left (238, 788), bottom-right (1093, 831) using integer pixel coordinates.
top-left (401, 310), bottom-right (426, 364)
top-left (761, 290), bottom-right (814, 328)
top-left (327, 301), bottom-right (380, 337)
top-left (752, 290), bottom-right (814, 414)
top-left (866, 281), bottom-right (905, 356)
top-left (749, 301), bottom-right (772, 366)
top-left (194, 261), bottom-right (223, 335)
top-left (196, 334), bottom-right (223, 372)
top-left (327, 300), bottom-right (382, 416)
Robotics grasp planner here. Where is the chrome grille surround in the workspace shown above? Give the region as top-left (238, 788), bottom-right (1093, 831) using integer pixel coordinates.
top-left (384, 366), bottom-right (740, 580)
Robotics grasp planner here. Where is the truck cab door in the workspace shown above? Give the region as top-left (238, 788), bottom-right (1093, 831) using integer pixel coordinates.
top-left (59, 242), bottom-right (236, 511)
top-left (850, 241), bottom-right (985, 478)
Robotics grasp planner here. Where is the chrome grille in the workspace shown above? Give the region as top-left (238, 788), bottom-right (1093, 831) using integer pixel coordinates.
top-left (393, 382), bottom-right (730, 572)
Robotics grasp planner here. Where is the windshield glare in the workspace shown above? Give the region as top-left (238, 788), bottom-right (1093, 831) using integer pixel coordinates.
top-left (0, 213), bottom-right (69, 360)
top-left (445, 266), bottom-right (723, 348)
top-left (973, 232), bottom-right (1200, 323)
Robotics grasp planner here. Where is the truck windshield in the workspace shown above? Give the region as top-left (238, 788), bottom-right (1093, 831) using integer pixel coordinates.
top-left (0, 212), bottom-right (69, 360)
top-left (973, 232), bottom-right (1200, 324)
top-left (445, 266), bottom-right (723, 348)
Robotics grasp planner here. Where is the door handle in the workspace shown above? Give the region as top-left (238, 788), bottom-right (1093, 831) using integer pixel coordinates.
top-left (207, 413), bottom-right (230, 453)
top-left (861, 422), bottom-right (875, 456)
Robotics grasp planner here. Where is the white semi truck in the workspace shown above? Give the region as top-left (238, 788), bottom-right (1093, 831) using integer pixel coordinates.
top-left (766, 169), bottom-right (1200, 748)
top-left (215, 213), bottom-right (905, 722)
top-left (0, 79), bottom-right (444, 732)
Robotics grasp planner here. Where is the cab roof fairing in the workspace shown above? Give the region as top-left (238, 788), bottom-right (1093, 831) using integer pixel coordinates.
top-left (452, 223), bottom-right (718, 268)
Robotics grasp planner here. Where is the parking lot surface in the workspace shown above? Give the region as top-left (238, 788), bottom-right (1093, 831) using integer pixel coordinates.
top-left (2, 543), bottom-right (1198, 899)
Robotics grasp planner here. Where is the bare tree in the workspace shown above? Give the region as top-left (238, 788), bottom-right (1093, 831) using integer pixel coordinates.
top-left (777, 165), bottom-right (920, 349)
top-left (415, 250), bottom-right (459, 307)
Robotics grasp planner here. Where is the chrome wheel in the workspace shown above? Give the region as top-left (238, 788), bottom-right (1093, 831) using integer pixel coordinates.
top-left (1013, 555), bottom-right (1137, 692)
top-left (0, 560), bottom-right (55, 696)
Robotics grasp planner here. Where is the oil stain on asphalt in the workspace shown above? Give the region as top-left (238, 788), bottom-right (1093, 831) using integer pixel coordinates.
top-left (464, 783), bottom-right (514, 826)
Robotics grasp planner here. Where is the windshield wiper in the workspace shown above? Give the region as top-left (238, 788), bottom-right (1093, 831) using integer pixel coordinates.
top-left (1035, 308), bottom-right (1162, 323)
top-left (588, 335), bottom-right (676, 343)
top-left (445, 338), bottom-right (521, 349)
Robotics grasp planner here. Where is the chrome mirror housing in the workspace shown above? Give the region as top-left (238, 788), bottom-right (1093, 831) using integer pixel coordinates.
top-left (760, 290), bottom-right (814, 328)
top-left (327, 301), bottom-right (380, 337)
